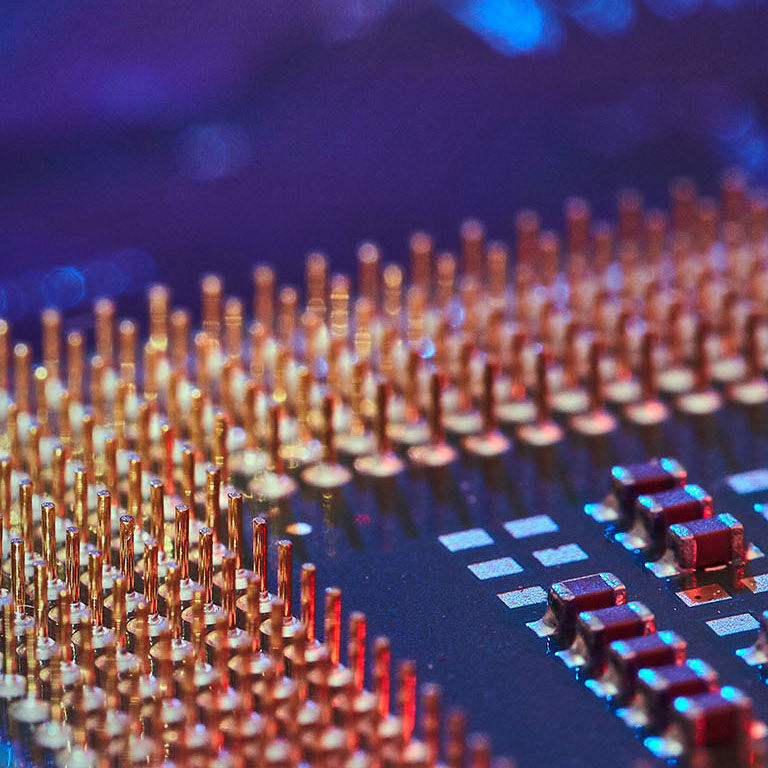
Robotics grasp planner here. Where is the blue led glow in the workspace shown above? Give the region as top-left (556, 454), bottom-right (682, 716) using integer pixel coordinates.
top-left (611, 465), bottom-right (628, 480)
top-left (637, 667), bottom-right (659, 685)
top-left (685, 484), bottom-right (707, 499)
top-left (687, 659), bottom-right (708, 675)
top-left (43, 266), bottom-right (86, 309)
top-left (567, 0), bottom-right (635, 35)
top-left (659, 457), bottom-right (676, 473)
top-left (720, 686), bottom-right (739, 701)
top-left (673, 696), bottom-right (692, 713)
top-left (452, 0), bottom-right (563, 55)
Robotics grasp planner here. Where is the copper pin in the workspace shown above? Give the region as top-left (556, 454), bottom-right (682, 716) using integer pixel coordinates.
top-left (730, 312), bottom-right (768, 405)
top-left (253, 264), bottom-right (275, 330)
top-left (96, 490), bottom-right (114, 579)
top-left (251, 404), bottom-right (296, 501)
top-left (408, 371), bottom-right (457, 468)
top-left (14, 342), bottom-right (30, 413)
top-left (88, 551), bottom-right (103, 628)
top-left (354, 382), bottom-right (404, 478)
top-left (677, 320), bottom-right (722, 415)
top-left (72, 466), bottom-right (88, 547)
top-left (571, 339), bottom-right (618, 436)
top-left (0, 319), bottom-right (9, 393)
top-left (301, 395), bottom-right (352, 489)
top-left (517, 347), bottom-right (564, 447)
top-left (41, 501), bottom-right (64, 601)
top-left (463, 358), bottom-right (510, 457)
top-left (324, 587), bottom-right (342, 668)
top-left (11, 538), bottom-right (26, 615)
top-left (625, 331), bottom-right (669, 426)
top-left (205, 466), bottom-right (224, 559)
top-left (19, 478), bottom-right (33, 552)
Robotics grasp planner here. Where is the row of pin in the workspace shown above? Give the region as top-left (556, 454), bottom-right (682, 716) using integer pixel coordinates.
top-left (0, 497), bottom-right (506, 768)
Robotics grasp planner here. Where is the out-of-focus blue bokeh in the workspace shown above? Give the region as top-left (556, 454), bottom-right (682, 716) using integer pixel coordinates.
top-left (1, 0), bottom-right (767, 334)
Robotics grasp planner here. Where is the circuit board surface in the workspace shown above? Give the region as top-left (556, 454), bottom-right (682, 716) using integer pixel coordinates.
top-left (2, 175), bottom-right (768, 768)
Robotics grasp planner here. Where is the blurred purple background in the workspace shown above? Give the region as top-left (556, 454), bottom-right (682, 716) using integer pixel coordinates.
top-left (1, 0), bottom-right (768, 335)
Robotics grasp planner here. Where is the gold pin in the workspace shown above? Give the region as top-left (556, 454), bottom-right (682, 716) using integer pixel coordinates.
top-left (118, 319), bottom-right (138, 384)
top-left (208, 551), bottom-right (247, 658)
top-left (212, 411), bottom-right (230, 483)
top-left (550, 322), bottom-right (590, 417)
top-left (517, 347), bottom-right (564, 447)
top-left (278, 285), bottom-right (298, 350)
top-left (100, 434), bottom-right (116, 505)
top-left (383, 263), bottom-right (403, 323)
top-left (253, 264), bottom-right (275, 331)
top-left (0, 458), bottom-right (10, 538)
top-left (148, 479), bottom-right (169, 565)
top-left (127, 456), bottom-right (143, 537)
top-left (14, 342), bottom-right (30, 413)
top-left (127, 539), bottom-right (167, 646)
top-left (603, 313), bottom-right (642, 406)
top-left (0, 319), bottom-right (9, 393)
top-left (336, 360), bottom-right (375, 457)
top-left (223, 491), bottom-right (251, 592)
top-left (103, 515), bottom-right (141, 617)
top-left (408, 371), bottom-right (457, 468)
top-left (250, 404), bottom-right (297, 501)
top-left (169, 308), bottom-right (190, 374)
top-left (33, 367), bottom-right (48, 434)
top-left (26, 421), bottom-right (41, 493)
top-left (354, 382), bottom-right (404, 478)
top-left (358, 243), bottom-right (380, 308)
top-left (204, 466), bottom-right (226, 564)
top-left (200, 273), bottom-right (223, 343)
top-left (398, 659), bottom-right (417, 744)
top-left (444, 342), bottom-right (483, 437)
top-left (64, 331), bottom-right (84, 405)
top-left (181, 444), bottom-right (196, 517)
top-left (18, 478), bottom-right (33, 551)
top-left (373, 636), bottom-right (391, 723)
top-left (436, 252), bottom-right (456, 312)
top-left (93, 298), bottom-right (116, 369)
top-left (10, 539), bottom-right (33, 633)
top-left (571, 339), bottom-right (618, 436)
top-left (463, 359), bottom-right (510, 457)
top-left (624, 331), bottom-right (669, 426)
top-left (182, 527), bottom-right (222, 633)
top-left (730, 312), bottom-right (768, 404)
top-left (280, 366), bottom-right (322, 467)
top-left (245, 516), bottom-right (273, 621)
top-left (72, 466), bottom-right (88, 549)
top-left (261, 540), bottom-right (301, 651)
top-left (33, 561), bottom-right (48, 642)
top-left (677, 320), bottom-right (722, 415)
top-left (302, 395), bottom-right (352, 489)
top-left (62, 528), bottom-right (88, 628)
top-left (96, 490), bottom-right (119, 590)
top-left (150, 562), bottom-right (191, 671)
top-left (306, 252), bottom-right (328, 318)
top-left (388, 349), bottom-right (430, 447)
top-left (487, 240), bottom-right (508, 309)
top-left (41, 501), bottom-right (65, 602)
top-left (324, 586), bottom-right (342, 669)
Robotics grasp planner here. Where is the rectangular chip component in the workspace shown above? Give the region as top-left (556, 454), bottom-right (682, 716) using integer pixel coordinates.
top-left (562, 602), bottom-right (656, 675)
top-left (604, 631), bottom-right (687, 699)
top-left (526, 572), bottom-right (626, 642)
top-left (610, 457), bottom-right (687, 516)
top-left (667, 513), bottom-right (745, 569)
top-left (671, 687), bottom-right (753, 749)
top-left (636, 484), bottom-right (713, 545)
top-left (636, 660), bottom-right (719, 730)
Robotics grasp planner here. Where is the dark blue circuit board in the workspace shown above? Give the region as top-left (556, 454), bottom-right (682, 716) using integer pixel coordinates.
top-left (250, 405), bottom-right (768, 767)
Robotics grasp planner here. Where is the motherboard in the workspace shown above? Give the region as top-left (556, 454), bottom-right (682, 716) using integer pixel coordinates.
top-left (1, 172), bottom-right (768, 767)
